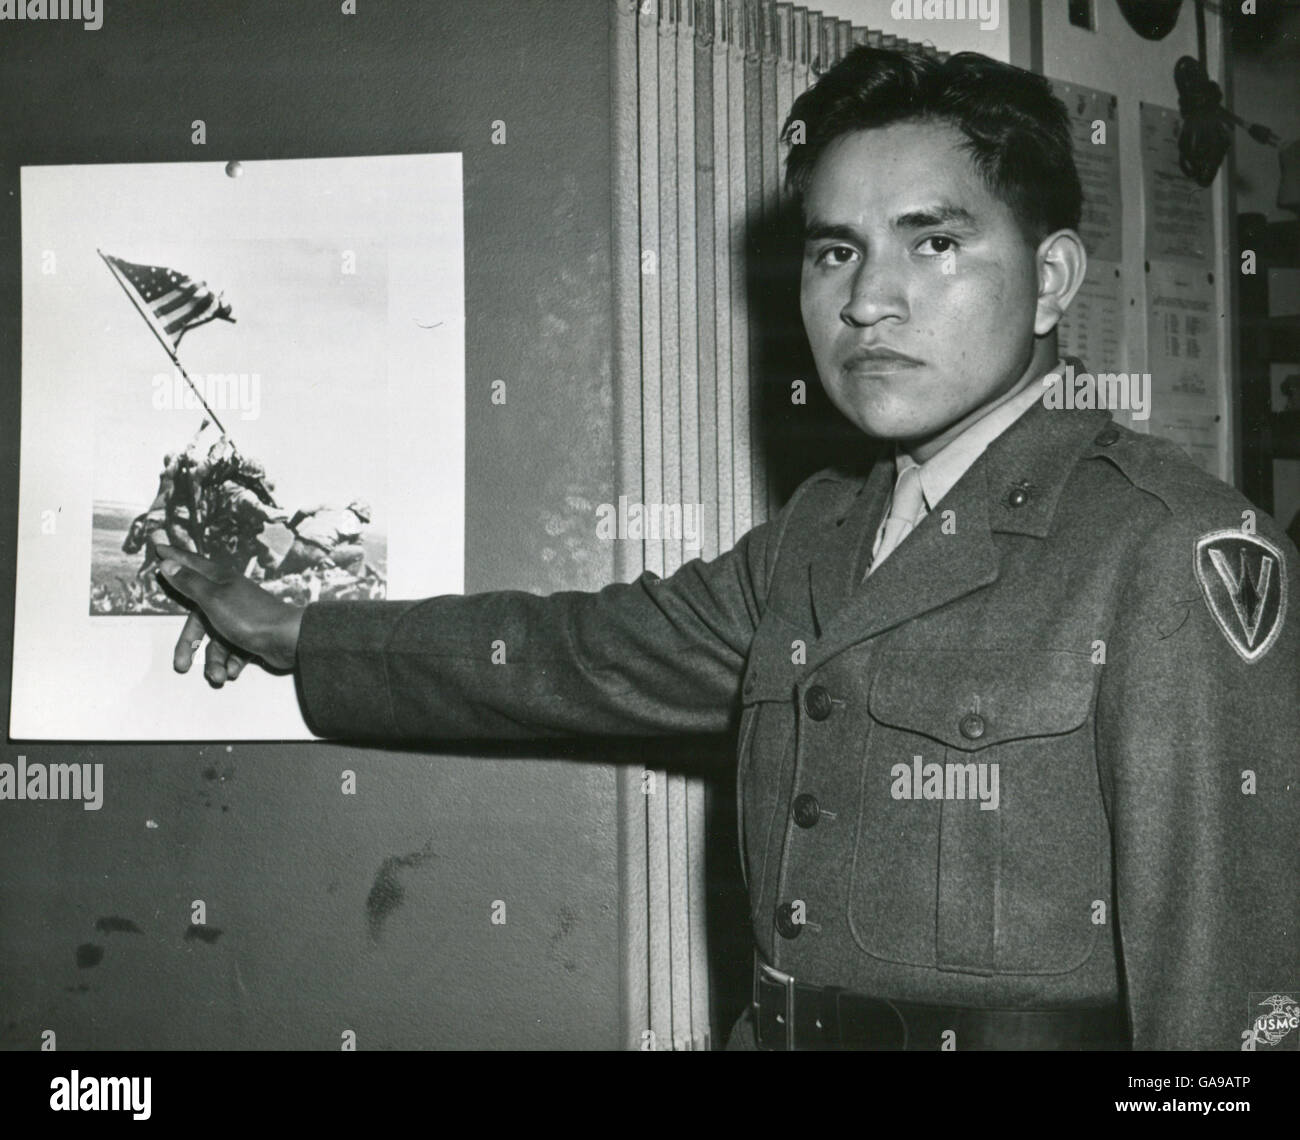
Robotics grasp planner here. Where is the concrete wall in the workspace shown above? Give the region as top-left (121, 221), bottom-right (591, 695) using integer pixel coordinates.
top-left (0, 0), bottom-right (627, 1050)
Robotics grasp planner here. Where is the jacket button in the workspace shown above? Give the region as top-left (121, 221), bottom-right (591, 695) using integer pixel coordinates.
top-left (803, 685), bottom-right (833, 721)
top-left (775, 902), bottom-right (803, 940)
top-left (959, 713), bottom-right (986, 740)
top-left (1094, 424), bottom-right (1120, 446)
top-left (792, 793), bottom-right (821, 828)
top-left (1007, 484), bottom-right (1031, 508)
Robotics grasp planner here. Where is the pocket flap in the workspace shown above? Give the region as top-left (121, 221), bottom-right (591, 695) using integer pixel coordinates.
top-left (868, 650), bottom-right (1094, 751)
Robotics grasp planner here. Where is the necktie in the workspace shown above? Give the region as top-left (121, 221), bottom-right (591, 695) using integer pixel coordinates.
top-left (866, 462), bottom-right (926, 578)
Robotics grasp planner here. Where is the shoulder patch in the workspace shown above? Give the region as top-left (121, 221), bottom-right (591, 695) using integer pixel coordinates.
top-left (1193, 530), bottom-right (1287, 663)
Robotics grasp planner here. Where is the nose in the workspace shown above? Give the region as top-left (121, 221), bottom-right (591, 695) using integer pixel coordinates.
top-left (840, 256), bottom-right (908, 328)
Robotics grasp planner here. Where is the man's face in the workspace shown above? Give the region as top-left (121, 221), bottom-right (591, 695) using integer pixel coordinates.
top-left (800, 119), bottom-right (1044, 458)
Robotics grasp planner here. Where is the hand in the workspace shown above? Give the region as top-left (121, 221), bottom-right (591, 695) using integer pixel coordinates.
top-left (155, 544), bottom-right (306, 683)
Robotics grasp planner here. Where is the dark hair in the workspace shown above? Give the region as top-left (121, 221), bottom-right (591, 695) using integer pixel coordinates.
top-left (783, 49), bottom-right (1082, 243)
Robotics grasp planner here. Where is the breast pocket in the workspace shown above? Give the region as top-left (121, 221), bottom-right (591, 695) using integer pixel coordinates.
top-left (851, 650), bottom-right (1102, 977)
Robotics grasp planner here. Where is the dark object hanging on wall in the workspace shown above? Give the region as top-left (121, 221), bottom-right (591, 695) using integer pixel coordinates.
top-left (1174, 55), bottom-right (1232, 186)
top-left (1173, 54), bottom-right (1282, 187)
top-left (1116, 0), bottom-right (1184, 39)
top-left (1167, 0), bottom-right (1284, 188)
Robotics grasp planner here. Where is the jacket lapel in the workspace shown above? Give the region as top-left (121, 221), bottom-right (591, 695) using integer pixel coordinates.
top-left (809, 459), bottom-right (893, 638)
top-left (808, 463), bottom-right (1000, 667)
top-left (804, 400), bottom-right (1114, 670)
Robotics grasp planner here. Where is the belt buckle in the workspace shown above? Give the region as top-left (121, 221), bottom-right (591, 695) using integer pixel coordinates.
top-left (753, 953), bottom-right (796, 1051)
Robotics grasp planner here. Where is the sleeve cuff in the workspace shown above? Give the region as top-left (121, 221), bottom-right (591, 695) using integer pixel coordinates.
top-left (294, 600), bottom-right (415, 739)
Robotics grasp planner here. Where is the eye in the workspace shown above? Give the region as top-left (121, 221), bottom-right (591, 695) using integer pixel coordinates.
top-left (917, 235), bottom-right (957, 256)
top-left (812, 244), bottom-right (858, 268)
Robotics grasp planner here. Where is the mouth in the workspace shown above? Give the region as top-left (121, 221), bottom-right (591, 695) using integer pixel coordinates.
top-left (840, 345), bottom-right (925, 375)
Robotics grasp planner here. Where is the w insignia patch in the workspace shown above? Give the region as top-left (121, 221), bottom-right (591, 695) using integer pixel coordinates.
top-left (1194, 530), bottom-right (1288, 663)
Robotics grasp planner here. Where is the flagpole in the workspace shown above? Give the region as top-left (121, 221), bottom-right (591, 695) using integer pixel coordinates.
top-left (97, 249), bottom-right (229, 436)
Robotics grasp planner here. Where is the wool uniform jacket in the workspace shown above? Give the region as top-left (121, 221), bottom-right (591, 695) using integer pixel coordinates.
top-left (296, 399), bottom-right (1299, 1050)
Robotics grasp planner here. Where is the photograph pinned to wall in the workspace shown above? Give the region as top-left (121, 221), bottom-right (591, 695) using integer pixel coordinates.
top-left (1140, 102), bottom-right (1215, 265)
top-left (1145, 259), bottom-right (1224, 479)
top-left (1050, 79), bottom-right (1122, 263)
top-left (13, 155), bottom-right (465, 740)
top-left (90, 247), bottom-right (389, 617)
top-left (1056, 260), bottom-right (1127, 408)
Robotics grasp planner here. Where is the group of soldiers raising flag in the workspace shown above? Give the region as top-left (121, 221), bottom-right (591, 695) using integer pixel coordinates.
top-left (97, 252), bottom-right (382, 611)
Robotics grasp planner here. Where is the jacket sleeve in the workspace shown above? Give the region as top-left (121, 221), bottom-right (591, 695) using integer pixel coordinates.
top-left (294, 520), bottom-right (785, 743)
top-left (1097, 513), bottom-right (1300, 1050)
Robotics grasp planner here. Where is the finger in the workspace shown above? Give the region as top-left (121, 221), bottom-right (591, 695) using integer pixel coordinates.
top-left (155, 544), bottom-right (228, 585)
top-left (173, 611), bottom-right (208, 673)
top-left (205, 636), bottom-right (231, 686)
top-left (156, 556), bottom-right (218, 608)
top-left (225, 653), bottom-right (247, 681)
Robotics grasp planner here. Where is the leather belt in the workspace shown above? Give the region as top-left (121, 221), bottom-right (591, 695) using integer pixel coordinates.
top-left (753, 957), bottom-right (1129, 1050)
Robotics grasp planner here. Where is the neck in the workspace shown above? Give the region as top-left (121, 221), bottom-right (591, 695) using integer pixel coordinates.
top-left (902, 338), bottom-right (1060, 464)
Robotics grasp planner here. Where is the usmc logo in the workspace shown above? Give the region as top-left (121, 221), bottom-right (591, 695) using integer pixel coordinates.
top-left (1194, 531), bottom-right (1287, 663)
top-left (1241, 994), bottom-right (1300, 1050)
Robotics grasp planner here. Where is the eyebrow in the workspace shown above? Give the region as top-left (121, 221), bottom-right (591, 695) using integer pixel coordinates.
top-left (803, 203), bottom-right (980, 243)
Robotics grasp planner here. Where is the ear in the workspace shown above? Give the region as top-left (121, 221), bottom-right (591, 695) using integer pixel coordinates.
top-left (1032, 229), bottom-right (1087, 337)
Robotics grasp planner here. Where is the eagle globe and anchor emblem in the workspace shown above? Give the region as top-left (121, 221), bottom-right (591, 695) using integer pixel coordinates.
top-left (1241, 994), bottom-right (1300, 1050)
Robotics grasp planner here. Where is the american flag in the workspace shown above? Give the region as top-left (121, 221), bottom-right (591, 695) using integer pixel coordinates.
top-left (102, 253), bottom-right (235, 348)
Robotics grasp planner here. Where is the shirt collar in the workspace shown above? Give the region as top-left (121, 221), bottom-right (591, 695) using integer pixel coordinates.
top-left (895, 358), bottom-right (1065, 511)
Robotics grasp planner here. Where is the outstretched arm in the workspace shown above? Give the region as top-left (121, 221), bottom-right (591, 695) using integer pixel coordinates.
top-left (292, 534), bottom-right (771, 742)
top-left (155, 502), bottom-right (795, 742)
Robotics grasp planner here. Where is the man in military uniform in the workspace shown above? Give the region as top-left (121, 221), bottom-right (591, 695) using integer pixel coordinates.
top-left (122, 435), bottom-right (213, 580)
top-left (153, 48), bottom-right (1297, 1051)
top-left (206, 475), bottom-right (290, 578)
top-left (123, 451), bottom-right (191, 569)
